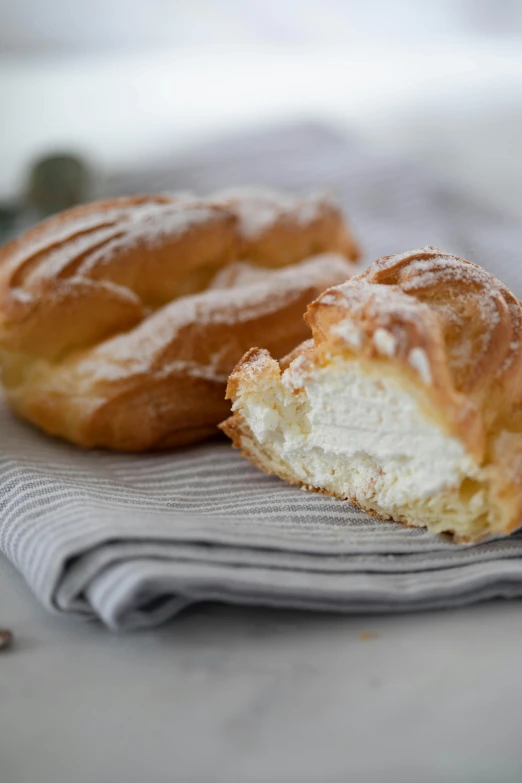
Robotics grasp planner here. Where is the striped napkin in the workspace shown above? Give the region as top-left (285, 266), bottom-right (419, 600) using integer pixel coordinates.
top-left (3, 123), bottom-right (522, 630)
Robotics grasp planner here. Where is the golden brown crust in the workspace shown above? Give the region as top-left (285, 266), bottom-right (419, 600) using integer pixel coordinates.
top-left (355, 246), bottom-right (522, 401)
top-left (0, 190), bottom-right (359, 450)
top-left (221, 246), bottom-right (522, 541)
top-left (215, 188), bottom-right (360, 267)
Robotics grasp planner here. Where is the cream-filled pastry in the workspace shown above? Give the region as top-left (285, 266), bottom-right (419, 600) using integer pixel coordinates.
top-left (221, 246), bottom-right (522, 542)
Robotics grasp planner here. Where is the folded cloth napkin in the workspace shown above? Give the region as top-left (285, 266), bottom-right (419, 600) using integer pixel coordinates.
top-left (2, 123), bottom-right (522, 631)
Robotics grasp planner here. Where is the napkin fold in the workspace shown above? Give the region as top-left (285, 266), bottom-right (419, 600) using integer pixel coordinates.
top-left (2, 123), bottom-right (522, 630)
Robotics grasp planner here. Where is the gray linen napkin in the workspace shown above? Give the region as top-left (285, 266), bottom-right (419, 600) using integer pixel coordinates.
top-left (2, 123), bottom-right (522, 631)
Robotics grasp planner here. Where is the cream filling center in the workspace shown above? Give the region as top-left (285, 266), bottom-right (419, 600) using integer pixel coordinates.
top-left (240, 359), bottom-right (484, 526)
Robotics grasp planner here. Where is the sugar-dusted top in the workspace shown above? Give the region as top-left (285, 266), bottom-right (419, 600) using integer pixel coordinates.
top-left (212, 186), bottom-right (335, 240)
top-left (310, 246), bottom-right (522, 408)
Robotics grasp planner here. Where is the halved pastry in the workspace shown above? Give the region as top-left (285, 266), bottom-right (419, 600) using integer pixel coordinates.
top-left (221, 246), bottom-right (522, 542)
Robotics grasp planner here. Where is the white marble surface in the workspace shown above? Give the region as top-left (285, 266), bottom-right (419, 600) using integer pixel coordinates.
top-left (2, 557), bottom-right (522, 782)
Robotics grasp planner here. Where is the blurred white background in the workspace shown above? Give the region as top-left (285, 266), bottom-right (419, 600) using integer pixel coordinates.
top-left (2, 0), bottom-right (522, 214)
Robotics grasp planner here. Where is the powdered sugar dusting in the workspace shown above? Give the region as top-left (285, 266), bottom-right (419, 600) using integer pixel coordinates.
top-left (383, 248), bottom-right (518, 383)
top-left (213, 187), bottom-right (331, 240)
top-left (373, 328), bottom-right (397, 357)
top-left (317, 246), bottom-right (522, 395)
top-left (81, 253), bottom-right (354, 380)
top-left (208, 261), bottom-right (276, 290)
top-left (5, 189), bottom-right (345, 300)
top-left (408, 347), bottom-right (432, 384)
top-left (3, 197), bottom-right (172, 271)
top-left (325, 281), bottom-right (432, 326)
top-left (77, 203), bottom-right (221, 274)
top-left (4, 196), bottom-right (223, 290)
top-left (332, 318), bottom-right (363, 349)
top-left (23, 224), bottom-right (125, 285)
top-left (10, 288), bottom-right (32, 303)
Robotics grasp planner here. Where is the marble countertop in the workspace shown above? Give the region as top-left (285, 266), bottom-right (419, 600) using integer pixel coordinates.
top-left (2, 557), bottom-right (522, 783)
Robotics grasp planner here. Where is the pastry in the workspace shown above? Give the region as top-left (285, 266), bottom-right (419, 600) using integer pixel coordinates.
top-left (0, 189), bottom-right (359, 450)
top-left (221, 246), bottom-right (522, 542)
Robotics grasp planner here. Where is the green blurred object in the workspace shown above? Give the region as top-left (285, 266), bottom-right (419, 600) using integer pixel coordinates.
top-left (0, 152), bottom-right (92, 246)
top-left (0, 204), bottom-right (18, 237)
top-left (26, 153), bottom-right (90, 217)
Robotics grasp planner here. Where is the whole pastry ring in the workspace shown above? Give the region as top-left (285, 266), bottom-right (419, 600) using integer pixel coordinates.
top-left (0, 189), bottom-right (359, 450)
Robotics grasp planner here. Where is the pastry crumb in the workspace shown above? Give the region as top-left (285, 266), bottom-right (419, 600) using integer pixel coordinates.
top-left (359, 631), bottom-right (379, 641)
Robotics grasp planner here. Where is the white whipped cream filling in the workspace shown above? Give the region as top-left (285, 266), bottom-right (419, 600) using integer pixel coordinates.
top-left (241, 359), bottom-right (477, 515)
